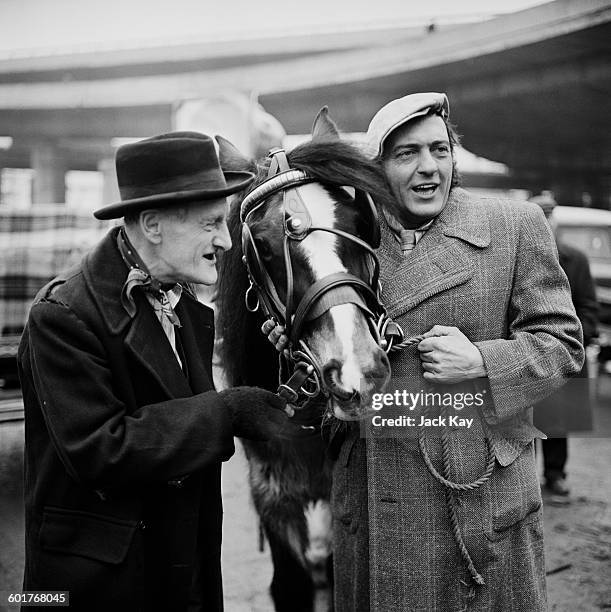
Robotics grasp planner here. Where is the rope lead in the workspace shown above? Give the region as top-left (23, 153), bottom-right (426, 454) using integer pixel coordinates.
top-left (417, 404), bottom-right (493, 589)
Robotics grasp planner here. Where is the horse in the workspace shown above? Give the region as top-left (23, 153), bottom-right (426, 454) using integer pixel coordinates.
top-left (215, 108), bottom-right (399, 611)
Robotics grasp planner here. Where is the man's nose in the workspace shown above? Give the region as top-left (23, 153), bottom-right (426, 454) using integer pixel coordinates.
top-left (417, 149), bottom-right (437, 174)
top-left (214, 220), bottom-right (232, 251)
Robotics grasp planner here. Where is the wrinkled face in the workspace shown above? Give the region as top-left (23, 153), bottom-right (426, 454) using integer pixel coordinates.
top-left (382, 114), bottom-right (453, 226)
top-left (156, 199), bottom-right (232, 285)
top-left (250, 183), bottom-right (390, 420)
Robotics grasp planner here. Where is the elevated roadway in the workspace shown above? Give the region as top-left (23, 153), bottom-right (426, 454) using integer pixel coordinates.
top-left (0, 0), bottom-right (609, 205)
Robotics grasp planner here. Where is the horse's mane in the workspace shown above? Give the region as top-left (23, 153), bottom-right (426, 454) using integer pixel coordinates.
top-left (215, 138), bottom-right (395, 390)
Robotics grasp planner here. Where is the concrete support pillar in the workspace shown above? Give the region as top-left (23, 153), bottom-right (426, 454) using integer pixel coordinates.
top-left (31, 142), bottom-right (66, 204)
top-left (98, 157), bottom-right (120, 206)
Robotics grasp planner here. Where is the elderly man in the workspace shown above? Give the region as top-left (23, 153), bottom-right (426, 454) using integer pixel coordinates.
top-left (17, 132), bottom-right (299, 611)
top-left (266, 94), bottom-right (584, 610)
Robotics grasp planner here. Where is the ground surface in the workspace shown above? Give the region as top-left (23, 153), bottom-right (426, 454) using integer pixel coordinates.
top-left (1, 376), bottom-right (610, 611)
top-left (540, 374), bottom-right (611, 611)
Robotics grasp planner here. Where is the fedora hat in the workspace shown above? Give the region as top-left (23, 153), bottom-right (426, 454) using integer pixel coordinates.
top-left (367, 92), bottom-right (449, 158)
top-left (93, 131), bottom-right (255, 220)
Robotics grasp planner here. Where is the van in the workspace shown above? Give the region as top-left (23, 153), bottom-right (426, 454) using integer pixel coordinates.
top-left (553, 205), bottom-right (611, 361)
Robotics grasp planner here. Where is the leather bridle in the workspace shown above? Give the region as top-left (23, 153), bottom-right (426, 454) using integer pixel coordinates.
top-left (240, 148), bottom-right (403, 406)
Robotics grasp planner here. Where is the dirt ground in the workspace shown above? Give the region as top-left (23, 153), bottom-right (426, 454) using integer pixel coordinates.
top-left (542, 438), bottom-right (611, 611)
top-left (1, 376), bottom-right (610, 611)
top-left (539, 374), bottom-right (611, 612)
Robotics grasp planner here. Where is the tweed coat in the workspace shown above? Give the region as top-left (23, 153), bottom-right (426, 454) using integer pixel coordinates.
top-left (332, 188), bottom-right (584, 612)
top-left (17, 227), bottom-right (235, 612)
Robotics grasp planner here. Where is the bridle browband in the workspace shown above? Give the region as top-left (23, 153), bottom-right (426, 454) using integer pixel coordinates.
top-left (240, 147), bottom-right (404, 407)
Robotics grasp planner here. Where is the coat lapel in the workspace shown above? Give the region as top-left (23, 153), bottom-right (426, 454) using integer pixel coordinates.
top-left (82, 227), bottom-right (193, 399)
top-left (124, 297), bottom-right (193, 399)
top-left (175, 297), bottom-right (216, 393)
top-left (378, 188), bottom-right (490, 318)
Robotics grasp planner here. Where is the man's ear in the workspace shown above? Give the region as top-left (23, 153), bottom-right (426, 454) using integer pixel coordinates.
top-left (139, 209), bottom-right (163, 245)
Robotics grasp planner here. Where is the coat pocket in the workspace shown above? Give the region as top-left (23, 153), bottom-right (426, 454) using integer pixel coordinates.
top-left (482, 443), bottom-right (542, 542)
top-left (40, 506), bottom-right (138, 564)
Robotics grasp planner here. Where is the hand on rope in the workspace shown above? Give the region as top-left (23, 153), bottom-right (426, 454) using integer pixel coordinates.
top-left (417, 325), bottom-right (487, 384)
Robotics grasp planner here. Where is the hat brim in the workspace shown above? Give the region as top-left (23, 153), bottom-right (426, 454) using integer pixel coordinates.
top-left (93, 171), bottom-right (254, 220)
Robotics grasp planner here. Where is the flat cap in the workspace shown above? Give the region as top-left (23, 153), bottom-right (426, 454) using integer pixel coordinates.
top-left (366, 92), bottom-right (449, 157)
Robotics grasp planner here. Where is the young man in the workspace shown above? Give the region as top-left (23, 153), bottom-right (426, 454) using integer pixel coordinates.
top-left (18, 132), bottom-right (300, 611)
top-left (266, 94), bottom-right (584, 610)
top-left (337, 93), bottom-right (583, 611)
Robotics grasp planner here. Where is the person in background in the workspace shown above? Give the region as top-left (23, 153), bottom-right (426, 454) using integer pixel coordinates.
top-left (18, 132), bottom-right (301, 612)
top-left (531, 191), bottom-right (598, 505)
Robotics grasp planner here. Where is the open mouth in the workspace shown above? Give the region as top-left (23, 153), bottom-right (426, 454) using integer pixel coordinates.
top-left (202, 253), bottom-right (216, 263)
top-left (411, 183), bottom-right (439, 197)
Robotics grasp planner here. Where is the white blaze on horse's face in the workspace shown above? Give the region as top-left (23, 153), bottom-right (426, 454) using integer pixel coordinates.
top-left (294, 184), bottom-right (390, 420)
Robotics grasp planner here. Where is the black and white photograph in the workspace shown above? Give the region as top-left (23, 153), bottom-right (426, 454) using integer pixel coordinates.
top-left (0, 0), bottom-right (610, 610)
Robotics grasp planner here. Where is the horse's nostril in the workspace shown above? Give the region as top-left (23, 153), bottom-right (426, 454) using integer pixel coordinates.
top-left (322, 361), bottom-right (356, 402)
top-left (322, 360), bottom-right (340, 386)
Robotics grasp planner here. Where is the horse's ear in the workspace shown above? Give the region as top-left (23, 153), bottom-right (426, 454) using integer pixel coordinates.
top-left (311, 106), bottom-right (340, 142)
top-left (215, 135), bottom-right (256, 173)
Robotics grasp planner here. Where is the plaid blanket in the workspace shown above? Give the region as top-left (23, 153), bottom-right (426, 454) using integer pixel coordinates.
top-left (0, 206), bottom-right (111, 356)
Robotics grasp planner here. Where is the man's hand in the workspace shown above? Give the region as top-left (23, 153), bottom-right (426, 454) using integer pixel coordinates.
top-left (417, 325), bottom-right (486, 384)
top-left (261, 319), bottom-right (289, 354)
top-left (219, 386), bottom-right (307, 440)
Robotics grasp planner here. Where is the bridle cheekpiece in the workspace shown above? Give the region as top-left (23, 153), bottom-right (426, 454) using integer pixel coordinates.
top-left (240, 148), bottom-right (404, 408)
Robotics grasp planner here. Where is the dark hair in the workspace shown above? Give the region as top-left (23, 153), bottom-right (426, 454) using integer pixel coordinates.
top-left (123, 211), bottom-right (140, 226)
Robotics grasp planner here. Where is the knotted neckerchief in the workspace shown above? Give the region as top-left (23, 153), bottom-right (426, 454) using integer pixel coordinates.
top-left (383, 209), bottom-right (435, 253)
top-left (117, 227), bottom-right (182, 327)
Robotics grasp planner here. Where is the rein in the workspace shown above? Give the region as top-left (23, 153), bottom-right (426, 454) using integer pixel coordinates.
top-left (240, 148), bottom-right (404, 408)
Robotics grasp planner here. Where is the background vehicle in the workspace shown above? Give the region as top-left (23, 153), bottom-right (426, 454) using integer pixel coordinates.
top-left (554, 206), bottom-right (611, 368)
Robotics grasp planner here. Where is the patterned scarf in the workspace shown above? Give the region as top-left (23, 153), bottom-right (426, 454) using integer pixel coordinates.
top-left (117, 227), bottom-right (181, 327)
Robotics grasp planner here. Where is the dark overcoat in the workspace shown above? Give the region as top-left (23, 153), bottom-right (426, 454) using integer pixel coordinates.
top-left (332, 189), bottom-right (584, 611)
top-left (17, 227), bottom-right (235, 611)
top-left (534, 241), bottom-right (598, 434)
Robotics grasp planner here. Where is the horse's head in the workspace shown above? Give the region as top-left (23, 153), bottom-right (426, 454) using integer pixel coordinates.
top-left (218, 109), bottom-right (395, 420)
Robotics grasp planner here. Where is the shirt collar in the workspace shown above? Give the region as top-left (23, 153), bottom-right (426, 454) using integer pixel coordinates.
top-left (382, 208), bottom-right (436, 243)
